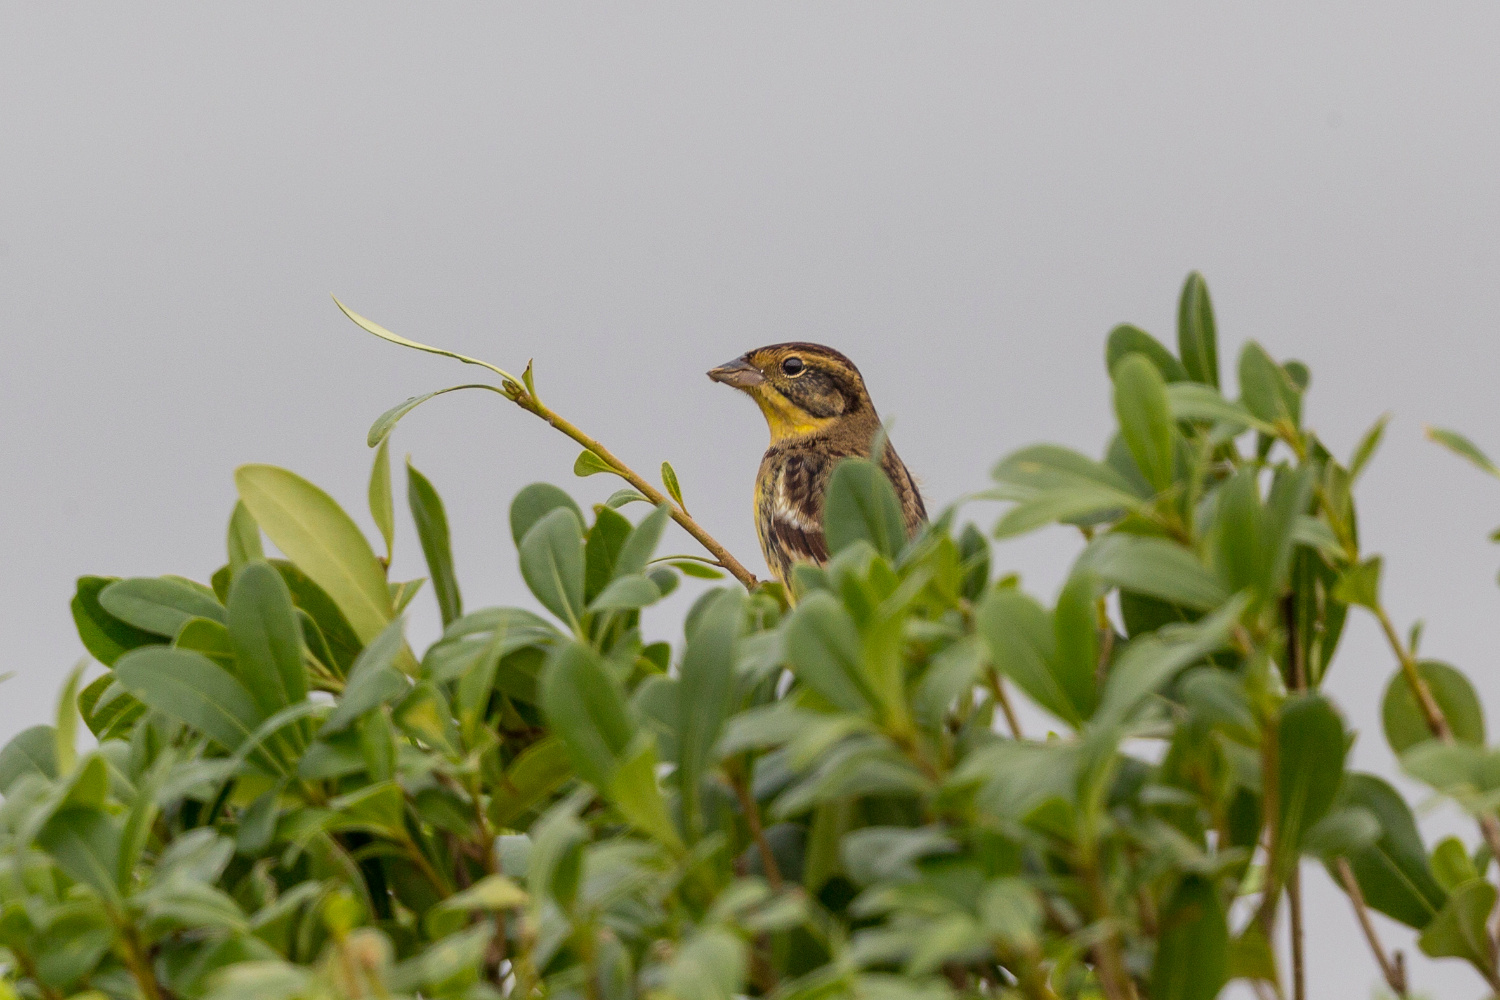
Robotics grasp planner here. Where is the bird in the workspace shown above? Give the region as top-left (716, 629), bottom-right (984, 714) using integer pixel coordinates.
top-left (708, 342), bottom-right (926, 587)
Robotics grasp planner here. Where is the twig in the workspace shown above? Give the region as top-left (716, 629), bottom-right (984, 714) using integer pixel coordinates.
top-left (1335, 857), bottom-right (1407, 997)
top-left (516, 391), bottom-right (759, 588)
top-left (336, 298), bottom-right (760, 589)
top-left (1287, 866), bottom-right (1306, 1000)
top-left (1373, 603), bottom-right (1500, 864)
top-left (726, 768), bottom-right (783, 891)
top-left (1284, 595), bottom-right (1307, 1000)
top-left (987, 672), bottom-right (1024, 740)
top-left (1373, 604), bottom-right (1451, 742)
top-left (1081, 861), bottom-right (1138, 1000)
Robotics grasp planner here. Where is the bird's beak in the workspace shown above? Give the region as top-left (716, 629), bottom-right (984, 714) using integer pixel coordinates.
top-left (707, 357), bottom-right (765, 389)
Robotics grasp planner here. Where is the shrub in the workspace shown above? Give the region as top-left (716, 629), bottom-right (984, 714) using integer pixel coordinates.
top-left (2, 274), bottom-right (1496, 1000)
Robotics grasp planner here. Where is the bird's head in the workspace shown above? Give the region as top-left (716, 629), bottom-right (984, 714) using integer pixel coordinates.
top-left (708, 342), bottom-right (874, 442)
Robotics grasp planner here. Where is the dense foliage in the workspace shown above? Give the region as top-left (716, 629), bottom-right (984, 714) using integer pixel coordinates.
top-left (6, 274), bottom-right (1500, 1000)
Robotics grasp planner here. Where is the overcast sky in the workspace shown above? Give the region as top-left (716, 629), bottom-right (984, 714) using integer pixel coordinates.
top-left (5, 5), bottom-right (1500, 996)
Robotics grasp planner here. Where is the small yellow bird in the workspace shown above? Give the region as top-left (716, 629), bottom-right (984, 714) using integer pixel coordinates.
top-left (708, 343), bottom-right (927, 586)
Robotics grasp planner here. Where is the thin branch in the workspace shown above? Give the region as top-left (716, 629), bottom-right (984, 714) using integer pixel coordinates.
top-left (339, 299), bottom-right (761, 589)
top-left (1373, 604), bottom-right (1451, 741)
top-left (1335, 858), bottom-right (1407, 998)
top-left (1287, 866), bottom-right (1306, 1000)
top-left (726, 767), bottom-right (783, 891)
top-left (514, 389), bottom-right (759, 588)
top-left (987, 672), bottom-right (1024, 740)
top-left (1373, 603), bottom-right (1500, 864)
top-left (1284, 595), bottom-right (1307, 1000)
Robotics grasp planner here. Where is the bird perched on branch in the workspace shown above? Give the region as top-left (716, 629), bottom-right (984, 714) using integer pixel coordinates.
top-left (708, 343), bottom-right (926, 587)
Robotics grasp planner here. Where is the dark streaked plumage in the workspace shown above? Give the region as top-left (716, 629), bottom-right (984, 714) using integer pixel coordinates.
top-left (708, 342), bottom-right (926, 587)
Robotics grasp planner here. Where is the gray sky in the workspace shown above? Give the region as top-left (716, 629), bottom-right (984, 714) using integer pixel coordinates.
top-left (5, 5), bottom-right (1500, 996)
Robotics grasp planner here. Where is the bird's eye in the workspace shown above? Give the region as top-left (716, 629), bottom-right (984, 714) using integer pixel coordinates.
top-left (781, 357), bottom-right (805, 376)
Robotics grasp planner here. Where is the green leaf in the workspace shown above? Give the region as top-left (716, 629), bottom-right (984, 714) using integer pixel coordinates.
top-left (488, 736), bottom-right (574, 828)
top-left (988, 444), bottom-right (1147, 538)
top-left (677, 589), bottom-right (742, 841)
top-left (615, 503), bottom-right (672, 578)
top-left (1383, 660), bottom-right (1484, 754)
top-left (1419, 878), bottom-right (1498, 977)
top-left (1276, 694), bottom-right (1347, 873)
top-left (662, 461), bottom-right (687, 510)
top-left (914, 636), bottom-right (985, 731)
top-left (36, 807), bottom-right (122, 905)
top-left (1164, 382), bottom-right (1268, 432)
top-left (573, 449), bottom-right (615, 477)
top-left (672, 560), bottom-right (724, 580)
top-left (0, 725), bottom-right (57, 793)
top-left (1112, 353), bottom-right (1176, 493)
top-left (1349, 412), bottom-right (1391, 481)
top-left (1301, 806), bottom-right (1380, 860)
top-left (114, 647), bottom-right (268, 759)
top-left (1105, 324), bottom-right (1188, 382)
top-left (227, 562), bottom-right (309, 720)
top-left (510, 483), bottom-right (584, 547)
top-left (992, 490), bottom-right (1139, 540)
top-left (1177, 271), bottom-right (1219, 388)
top-left (321, 618), bottom-right (409, 734)
top-left (784, 591), bottom-right (878, 717)
top-left (259, 561), bottom-right (360, 678)
top-left (587, 574), bottom-right (663, 612)
top-left (330, 781), bottom-right (407, 838)
top-left (393, 681), bottom-right (460, 758)
top-left (1094, 595), bottom-right (1245, 729)
top-left (1427, 426), bottom-right (1500, 479)
top-left (1151, 875), bottom-right (1228, 1000)
top-left (1077, 534), bottom-right (1228, 611)
top-left (1332, 556), bottom-right (1382, 609)
top-left (79, 674), bottom-right (143, 740)
top-left (607, 738), bottom-right (684, 851)
top-left (407, 459), bottom-right (463, 627)
top-left (72, 576), bottom-right (161, 666)
top-left (991, 444), bottom-right (1144, 499)
top-left (369, 437), bottom-right (395, 562)
top-left (435, 874), bottom-right (528, 914)
top-left (539, 641), bottom-right (634, 791)
top-left (975, 588), bottom-right (1078, 728)
top-left (585, 505), bottom-right (633, 603)
top-left (1051, 571), bottom-right (1100, 722)
top-left (55, 663), bottom-right (83, 778)
top-left (1399, 741), bottom-right (1500, 801)
top-left (606, 488), bottom-right (649, 508)
top-left (1238, 341), bottom-right (1302, 429)
top-left (365, 383), bottom-right (510, 447)
top-left (228, 501), bottom-right (265, 578)
top-left (390, 923), bottom-right (494, 994)
top-left (519, 507), bottom-right (587, 630)
top-left (1430, 837), bottom-right (1480, 894)
top-left (235, 465), bottom-right (392, 644)
top-left (661, 927), bottom-right (747, 1000)
top-left (99, 577), bottom-right (225, 637)
top-left (825, 458), bottom-right (908, 559)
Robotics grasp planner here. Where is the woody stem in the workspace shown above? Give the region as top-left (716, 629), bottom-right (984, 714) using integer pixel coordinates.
top-left (511, 390), bottom-right (760, 589)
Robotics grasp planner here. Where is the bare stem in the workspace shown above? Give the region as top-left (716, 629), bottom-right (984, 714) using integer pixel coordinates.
top-left (987, 672), bottom-right (1024, 740)
top-left (1288, 866), bottom-right (1306, 1000)
top-left (726, 767), bottom-right (783, 891)
top-left (338, 298), bottom-right (761, 589)
top-left (513, 390), bottom-right (759, 588)
top-left (1373, 603), bottom-right (1500, 863)
top-left (1373, 604), bottom-right (1451, 741)
top-left (1081, 860), bottom-right (1137, 1000)
top-left (1335, 858), bottom-right (1407, 997)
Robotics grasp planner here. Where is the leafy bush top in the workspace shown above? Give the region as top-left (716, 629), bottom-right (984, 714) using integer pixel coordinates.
top-left (4, 274), bottom-right (1500, 1000)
